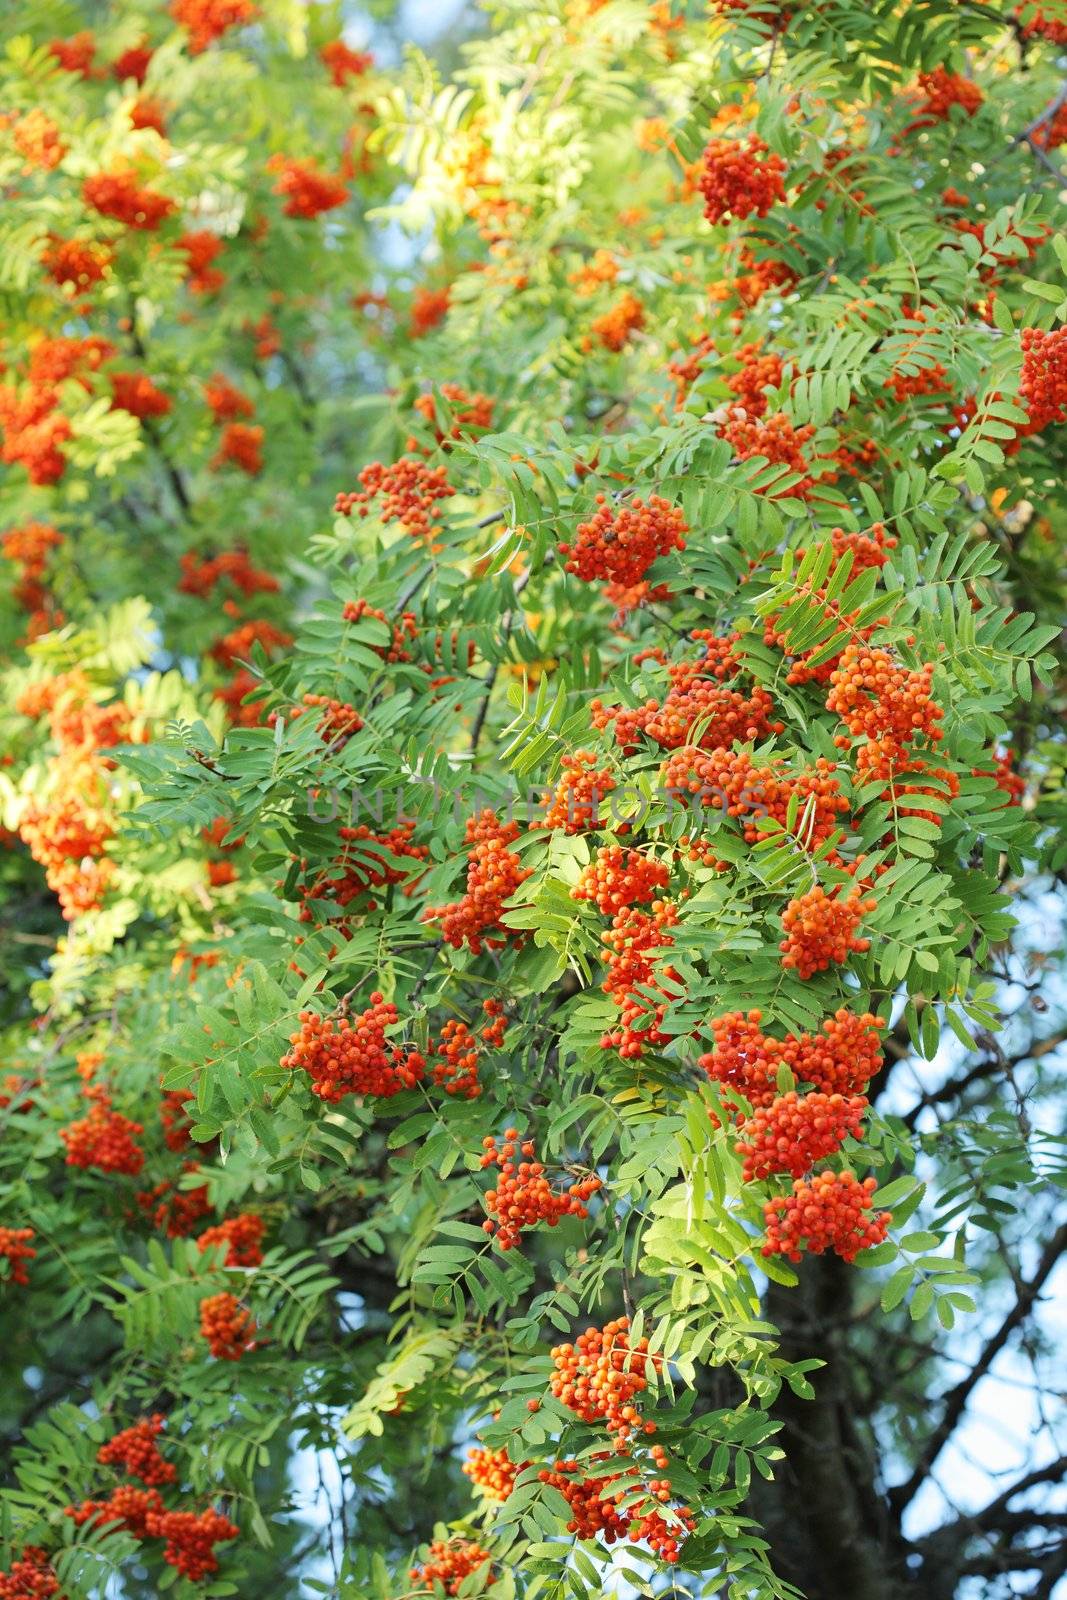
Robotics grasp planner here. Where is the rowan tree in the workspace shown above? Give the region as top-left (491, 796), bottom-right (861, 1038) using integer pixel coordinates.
top-left (1, 3), bottom-right (1065, 1599)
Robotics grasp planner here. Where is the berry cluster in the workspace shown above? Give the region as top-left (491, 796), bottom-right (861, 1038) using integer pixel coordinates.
top-left (170, 0), bottom-right (259, 53)
top-left (463, 1446), bottom-right (522, 1502)
top-left (179, 546), bottom-right (277, 597)
top-left (211, 421), bottom-right (264, 475)
top-left (0, 1226), bottom-right (35, 1286)
top-left (61, 1089), bottom-right (145, 1176)
top-left (424, 810), bottom-right (532, 952)
top-left (700, 136), bottom-right (787, 224)
top-left (735, 1091), bottom-right (868, 1182)
top-left (659, 746), bottom-right (849, 858)
top-left (908, 67), bottom-right (983, 128)
top-left (480, 1129), bottom-right (600, 1249)
top-left (410, 1540), bottom-right (492, 1596)
top-left (0, 1548), bottom-right (61, 1599)
top-left (537, 1459), bottom-right (694, 1561)
top-left (201, 375), bottom-right (255, 426)
top-left (717, 408), bottom-right (819, 496)
top-left (287, 692), bottom-right (364, 745)
top-left (409, 286), bottom-right (451, 336)
top-left (727, 340), bottom-right (785, 417)
top-left (197, 1212), bottom-right (265, 1267)
top-left (411, 383), bottom-right (494, 446)
top-left (549, 1317), bottom-right (661, 1447)
top-left (600, 900), bottom-right (680, 1058)
top-left (779, 885), bottom-right (876, 978)
top-left (0, 336), bottom-right (113, 487)
top-left (1019, 326), bottom-right (1067, 435)
top-left (110, 371), bottom-right (171, 419)
top-left (199, 1292), bottom-right (256, 1360)
top-left (210, 618), bottom-right (292, 668)
top-left (320, 38), bottom-right (374, 85)
top-left (537, 751), bottom-right (617, 833)
top-left (560, 493), bottom-right (687, 586)
top-left (178, 230), bottom-right (227, 294)
top-left (97, 1416), bottom-right (177, 1486)
top-left (266, 156), bottom-right (349, 219)
top-left (42, 235), bottom-right (112, 293)
top-left (343, 598), bottom-right (419, 661)
top-left (335, 457), bottom-right (454, 542)
top-left (11, 110), bottom-right (65, 172)
top-left (763, 1170), bottom-right (891, 1262)
top-left (82, 170), bottom-right (176, 230)
top-left (592, 631), bottom-right (782, 752)
top-left (573, 846), bottom-right (670, 915)
top-left (281, 994), bottom-right (426, 1103)
top-left (590, 291), bottom-right (646, 351)
top-left (699, 1008), bottom-right (885, 1114)
top-left (827, 643), bottom-right (945, 805)
top-left (137, 1169), bottom-right (212, 1238)
top-left (146, 1509), bottom-right (241, 1581)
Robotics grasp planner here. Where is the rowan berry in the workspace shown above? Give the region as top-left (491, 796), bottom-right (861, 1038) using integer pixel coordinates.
top-left (0, 1546), bottom-right (61, 1599)
top-left (763, 1170), bottom-right (891, 1261)
top-left (560, 494), bottom-right (687, 587)
top-left (82, 171), bottom-right (176, 230)
top-left (61, 1092), bottom-right (144, 1176)
top-left (573, 846), bottom-right (670, 915)
top-left (727, 341), bottom-right (785, 417)
top-left (592, 631), bottom-right (781, 751)
top-left (197, 1212), bottom-right (265, 1267)
top-left (700, 136), bottom-right (786, 225)
top-left (266, 156), bottom-right (349, 218)
top-left (335, 458), bottom-right (454, 542)
top-left (170, 0), bottom-right (258, 53)
top-left (700, 1008), bottom-right (885, 1115)
top-left (282, 994), bottom-right (425, 1103)
top-left (143, 1507), bottom-right (239, 1580)
top-left (590, 291), bottom-right (646, 351)
top-left (178, 231), bottom-right (226, 294)
top-left (424, 810), bottom-right (532, 952)
top-left (736, 1090), bottom-right (868, 1181)
top-left (827, 644), bottom-right (943, 745)
top-left (779, 885), bottom-right (875, 978)
top-left (463, 1446), bottom-right (522, 1502)
top-left (320, 39), bottom-right (374, 85)
top-left (549, 1317), bottom-right (663, 1446)
top-left (537, 752), bottom-right (618, 833)
top-left (211, 422), bottom-right (264, 474)
top-left (410, 1540), bottom-right (493, 1595)
top-left (1019, 327), bottom-right (1067, 435)
top-left (0, 1227), bottom-right (35, 1286)
top-left (199, 1292), bottom-right (256, 1360)
top-left (110, 372), bottom-right (171, 419)
top-left (480, 1131), bottom-right (600, 1248)
top-left (97, 1415), bottom-right (177, 1486)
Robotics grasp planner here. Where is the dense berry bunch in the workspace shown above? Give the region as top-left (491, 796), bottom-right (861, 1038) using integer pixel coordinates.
top-left (1019, 326), bottom-right (1067, 435)
top-left (179, 546), bottom-right (277, 597)
top-left (210, 618), bottom-right (291, 667)
top-left (735, 1091), bottom-right (868, 1181)
top-left (160, 1087), bottom-right (195, 1151)
top-left (320, 39), bottom-right (374, 84)
top-left (885, 361), bottom-right (953, 403)
top-left (410, 1540), bottom-right (493, 1596)
top-left (61, 1092), bottom-right (144, 1175)
top-left (68, 1484), bottom-right (164, 1539)
top-left (660, 746), bottom-right (849, 857)
top-left (538, 751), bottom-right (617, 832)
top-left (0, 1227), bottom-right (35, 1286)
top-left (266, 156), bottom-right (349, 218)
top-left (179, 231), bottom-right (226, 294)
top-left (573, 846), bottom-right (670, 914)
top-left (431, 1019), bottom-right (482, 1098)
top-left (592, 632), bottom-right (782, 752)
top-left (201, 375), bottom-right (254, 425)
top-left (763, 1170), bottom-right (891, 1261)
top-left (335, 458), bottom-right (454, 541)
top-left (41, 236), bottom-right (112, 291)
top-left (11, 110), bottom-right (65, 171)
top-left (717, 408), bottom-right (818, 494)
top-left (97, 1416), bottom-right (177, 1486)
top-left (539, 1454), bottom-right (700, 1559)
top-left (424, 810), bottom-right (532, 952)
top-left (600, 900), bottom-right (680, 1057)
top-left (827, 644), bottom-right (943, 745)
top-left (910, 67), bottom-right (984, 124)
top-left (143, 1508), bottom-right (239, 1581)
top-left (480, 1129), bottom-right (600, 1249)
top-left (590, 291), bottom-right (646, 351)
top-left (0, 1548), bottom-right (62, 1599)
top-left (700, 136), bottom-right (787, 224)
top-left (170, 0), bottom-right (258, 53)
top-left (82, 171), bottom-right (176, 230)
top-left (700, 1008), bottom-right (885, 1114)
top-left (412, 383), bottom-right (495, 444)
top-left (560, 493), bottom-right (687, 586)
top-left (779, 885), bottom-right (876, 978)
top-left (549, 1317), bottom-right (661, 1446)
top-left (110, 371), bottom-right (171, 419)
top-left (199, 1292), bottom-right (256, 1359)
top-left (291, 693), bottom-right (364, 744)
top-left (137, 1170), bottom-right (212, 1237)
top-left (726, 341), bottom-right (785, 416)
top-left (211, 421), bottom-right (264, 474)
top-left (48, 33), bottom-right (97, 74)
top-left (197, 1212), bottom-right (265, 1267)
top-left (463, 1447), bottom-right (521, 1502)
top-left (281, 994), bottom-right (425, 1103)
